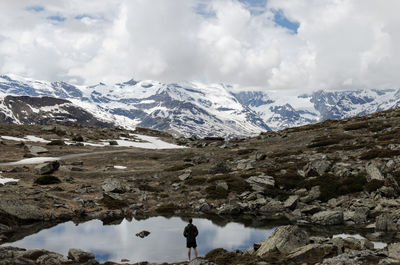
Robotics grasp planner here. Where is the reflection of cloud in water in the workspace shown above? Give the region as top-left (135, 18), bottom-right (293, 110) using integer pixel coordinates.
top-left (3, 217), bottom-right (275, 263)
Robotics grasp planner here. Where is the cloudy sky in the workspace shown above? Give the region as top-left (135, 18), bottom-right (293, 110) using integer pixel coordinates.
top-left (0, 0), bottom-right (399, 91)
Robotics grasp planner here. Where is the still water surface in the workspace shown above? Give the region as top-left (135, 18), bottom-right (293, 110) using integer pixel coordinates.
top-left (5, 217), bottom-right (276, 263)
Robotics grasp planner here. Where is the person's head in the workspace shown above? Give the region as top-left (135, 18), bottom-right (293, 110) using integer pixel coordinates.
top-left (189, 218), bottom-right (193, 224)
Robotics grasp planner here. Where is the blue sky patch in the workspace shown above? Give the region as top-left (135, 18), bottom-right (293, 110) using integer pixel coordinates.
top-left (26, 5), bottom-right (45, 12)
top-left (47, 15), bottom-right (67, 22)
top-left (272, 9), bottom-right (299, 34)
top-left (75, 14), bottom-right (93, 20)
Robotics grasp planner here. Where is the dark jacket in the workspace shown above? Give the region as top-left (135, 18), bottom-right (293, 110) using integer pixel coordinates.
top-left (183, 223), bottom-right (198, 242)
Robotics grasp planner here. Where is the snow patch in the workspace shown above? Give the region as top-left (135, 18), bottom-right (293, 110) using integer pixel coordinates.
top-left (114, 166), bottom-right (127, 169)
top-left (1, 135), bottom-right (50, 143)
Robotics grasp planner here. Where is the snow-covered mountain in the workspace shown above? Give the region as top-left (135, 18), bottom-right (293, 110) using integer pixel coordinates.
top-left (0, 75), bottom-right (269, 138)
top-left (1, 74), bottom-right (400, 137)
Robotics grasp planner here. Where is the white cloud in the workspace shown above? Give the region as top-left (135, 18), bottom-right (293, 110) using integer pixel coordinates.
top-left (0, 0), bottom-right (399, 91)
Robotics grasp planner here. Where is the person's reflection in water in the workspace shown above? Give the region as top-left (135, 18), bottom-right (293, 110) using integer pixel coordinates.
top-left (183, 218), bottom-right (198, 261)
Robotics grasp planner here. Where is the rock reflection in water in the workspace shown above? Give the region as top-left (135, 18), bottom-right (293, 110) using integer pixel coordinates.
top-left (4, 217), bottom-right (275, 263)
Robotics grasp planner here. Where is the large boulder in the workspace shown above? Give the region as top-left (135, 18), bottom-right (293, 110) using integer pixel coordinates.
top-left (34, 161), bottom-right (60, 175)
top-left (246, 174), bottom-right (275, 191)
top-left (0, 199), bottom-right (45, 221)
top-left (311, 210), bottom-right (344, 225)
top-left (256, 225), bottom-right (309, 256)
top-left (67, 248), bottom-right (95, 263)
top-left (376, 213), bottom-right (397, 231)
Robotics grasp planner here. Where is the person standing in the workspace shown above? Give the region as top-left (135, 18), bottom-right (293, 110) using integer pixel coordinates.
top-left (183, 218), bottom-right (198, 261)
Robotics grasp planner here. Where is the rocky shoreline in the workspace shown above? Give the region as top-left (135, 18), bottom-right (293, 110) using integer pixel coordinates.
top-left (1, 108), bottom-right (400, 264)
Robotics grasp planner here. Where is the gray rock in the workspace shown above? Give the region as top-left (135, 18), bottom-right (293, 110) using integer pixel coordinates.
top-left (36, 252), bottom-right (68, 265)
top-left (189, 258), bottom-right (218, 265)
top-left (284, 195), bottom-right (299, 210)
top-left (136, 230), bottom-right (150, 238)
top-left (311, 210), bottom-right (344, 225)
top-left (366, 162), bottom-right (384, 181)
top-left (259, 199), bottom-right (284, 213)
top-left (25, 145), bottom-right (49, 156)
top-left (34, 161), bottom-right (60, 175)
top-left (256, 225), bottom-right (309, 255)
top-left (376, 213), bottom-right (397, 231)
top-left (178, 171), bottom-right (191, 181)
top-left (236, 159), bottom-right (255, 170)
top-left (71, 161), bottom-right (83, 166)
top-left (301, 186), bottom-right (321, 203)
top-left (67, 248), bottom-right (95, 262)
top-left (246, 174), bottom-right (275, 191)
top-left (109, 140), bottom-right (118, 146)
top-left (46, 140), bottom-right (65, 146)
top-left (102, 178), bottom-right (126, 193)
top-left (388, 243), bottom-right (400, 261)
top-left (345, 207), bottom-right (369, 224)
top-left (286, 243), bottom-right (338, 264)
top-left (216, 181), bottom-right (228, 190)
top-left (0, 199), bottom-right (45, 221)
top-left (304, 159), bottom-right (331, 176)
top-left (199, 203), bottom-right (211, 213)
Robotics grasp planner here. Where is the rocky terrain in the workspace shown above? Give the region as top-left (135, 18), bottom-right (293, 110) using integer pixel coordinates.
top-left (2, 107), bottom-right (400, 264)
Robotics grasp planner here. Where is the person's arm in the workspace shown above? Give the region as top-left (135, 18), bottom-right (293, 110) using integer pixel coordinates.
top-left (183, 226), bottom-right (188, 237)
top-left (194, 226), bottom-right (198, 237)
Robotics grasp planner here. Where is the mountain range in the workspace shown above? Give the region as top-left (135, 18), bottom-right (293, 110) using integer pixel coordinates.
top-left (1, 74), bottom-right (400, 137)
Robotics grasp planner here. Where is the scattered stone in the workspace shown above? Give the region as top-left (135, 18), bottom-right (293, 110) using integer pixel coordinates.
top-left (136, 230), bottom-right (150, 238)
top-left (246, 174), bottom-right (275, 191)
top-left (67, 248), bottom-right (95, 262)
top-left (284, 195), bottom-right (299, 210)
top-left (178, 171), bottom-right (191, 181)
top-left (71, 167), bottom-right (87, 172)
top-left (37, 252), bottom-right (68, 264)
top-left (236, 159), bottom-right (255, 170)
top-left (366, 162), bottom-right (385, 181)
top-left (46, 139), bottom-right (65, 146)
top-left (71, 161), bottom-right (83, 166)
top-left (34, 161), bottom-right (60, 175)
top-left (9, 167), bottom-right (24, 173)
top-left (256, 225), bottom-right (309, 256)
top-left (199, 203), bottom-right (211, 213)
top-left (102, 178), bottom-right (126, 193)
top-left (388, 243), bottom-right (400, 261)
top-left (304, 159), bottom-right (331, 177)
top-left (376, 213), bottom-right (397, 231)
top-left (301, 186), bottom-right (321, 203)
top-left (189, 258), bottom-right (218, 265)
top-left (287, 243), bottom-right (338, 264)
top-left (311, 210), bottom-right (344, 225)
top-left (24, 145), bottom-right (48, 156)
top-left (34, 175), bottom-right (61, 185)
top-left (72, 134), bottom-right (84, 142)
top-left (216, 181), bottom-right (228, 190)
top-left (109, 140), bottom-right (118, 145)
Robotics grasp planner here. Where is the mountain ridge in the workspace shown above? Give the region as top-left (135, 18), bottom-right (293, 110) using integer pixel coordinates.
top-left (1, 74), bottom-right (400, 137)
